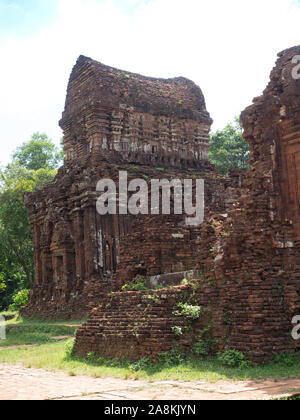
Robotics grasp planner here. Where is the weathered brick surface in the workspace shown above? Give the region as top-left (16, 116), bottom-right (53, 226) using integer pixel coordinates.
top-left (74, 281), bottom-right (221, 360)
top-left (211, 45), bottom-right (300, 361)
top-left (60, 55), bottom-right (212, 168)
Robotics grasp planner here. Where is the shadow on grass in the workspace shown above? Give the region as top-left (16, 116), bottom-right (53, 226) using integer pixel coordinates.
top-left (0, 310), bottom-right (87, 326)
top-left (0, 324), bottom-right (78, 348)
top-left (11, 315), bottom-right (87, 325)
top-left (2, 314), bottom-right (300, 383)
top-left (65, 350), bottom-right (300, 382)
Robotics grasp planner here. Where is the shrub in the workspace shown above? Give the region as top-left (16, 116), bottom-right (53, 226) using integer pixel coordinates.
top-left (173, 302), bottom-right (202, 320)
top-left (217, 349), bottom-right (252, 368)
top-left (223, 311), bottom-right (232, 325)
top-left (193, 338), bottom-right (214, 358)
top-left (0, 274), bottom-right (6, 293)
top-left (122, 277), bottom-right (148, 291)
top-left (193, 326), bottom-right (214, 358)
top-left (158, 347), bottom-right (185, 366)
top-left (181, 279), bottom-right (189, 286)
top-left (64, 338), bottom-right (75, 359)
top-left (129, 357), bottom-right (152, 371)
top-left (9, 289), bottom-right (30, 311)
top-left (171, 326), bottom-right (183, 337)
top-left (273, 351), bottom-right (296, 367)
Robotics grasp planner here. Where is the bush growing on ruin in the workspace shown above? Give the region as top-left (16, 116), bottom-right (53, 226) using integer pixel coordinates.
top-left (157, 346), bottom-right (185, 366)
top-left (273, 351), bottom-right (297, 367)
top-left (129, 357), bottom-right (152, 372)
top-left (192, 326), bottom-right (214, 358)
top-left (173, 302), bottom-right (202, 320)
top-left (121, 276), bottom-right (148, 291)
top-left (217, 349), bottom-right (252, 368)
top-left (64, 338), bottom-right (75, 359)
top-left (171, 326), bottom-right (183, 337)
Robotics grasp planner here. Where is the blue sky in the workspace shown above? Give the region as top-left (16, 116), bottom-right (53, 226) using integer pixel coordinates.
top-left (0, 0), bottom-right (59, 39)
top-left (0, 0), bottom-right (300, 165)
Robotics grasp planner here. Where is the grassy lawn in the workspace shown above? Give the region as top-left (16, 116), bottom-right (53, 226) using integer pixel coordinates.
top-left (1, 311), bottom-right (85, 326)
top-left (0, 312), bottom-right (84, 347)
top-left (1, 312), bottom-right (300, 383)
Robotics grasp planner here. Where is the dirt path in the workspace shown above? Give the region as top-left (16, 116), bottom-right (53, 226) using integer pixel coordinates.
top-left (0, 364), bottom-right (299, 400)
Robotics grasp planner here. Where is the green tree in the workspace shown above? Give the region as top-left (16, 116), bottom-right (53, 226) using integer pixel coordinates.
top-left (0, 232), bottom-right (28, 310)
top-left (0, 165), bottom-right (57, 290)
top-left (0, 134), bottom-right (62, 309)
top-left (209, 117), bottom-right (250, 174)
top-left (12, 132), bottom-right (63, 171)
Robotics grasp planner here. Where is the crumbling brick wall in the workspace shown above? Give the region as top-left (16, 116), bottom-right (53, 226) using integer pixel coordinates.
top-left (212, 45), bottom-right (300, 360)
top-left (74, 281), bottom-right (220, 361)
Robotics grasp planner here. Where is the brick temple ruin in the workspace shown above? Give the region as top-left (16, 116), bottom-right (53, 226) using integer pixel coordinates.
top-left (22, 46), bottom-right (300, 362)
top-left (22, 55), bottom-right (242, 318)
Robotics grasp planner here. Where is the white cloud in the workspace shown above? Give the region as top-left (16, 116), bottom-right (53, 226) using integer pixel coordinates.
top-left (0, 0), bottom-right (300, 165)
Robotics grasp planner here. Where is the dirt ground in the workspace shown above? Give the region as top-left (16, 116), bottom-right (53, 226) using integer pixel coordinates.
top-left (0, 363), bottom-right (299, 400)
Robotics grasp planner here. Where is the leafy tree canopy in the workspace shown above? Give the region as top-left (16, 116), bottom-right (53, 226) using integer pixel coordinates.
top-left (208, 117), bottom-right (250, 174)
top-left (12, 132), bottom-right (64, 171)
top-left (0, 133), bottom-right (62, 309)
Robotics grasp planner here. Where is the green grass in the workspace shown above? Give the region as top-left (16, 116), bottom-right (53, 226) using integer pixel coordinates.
top-left (2, 312), bottom-right (86, 326)
top-left (1, 314), bottom-right (300, 383)
top-left (0, 310), bottom-right (18, 321)
top-left (1, 340), bottom-right (300, 382)
top-left (278, 395), bottom-right (300, 400)
top-left (0, 311), bottom-right (84, 347)
top-left (0, 324), bottom-right (77, 347)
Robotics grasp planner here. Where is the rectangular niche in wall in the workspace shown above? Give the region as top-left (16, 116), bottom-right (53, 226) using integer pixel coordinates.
top-left (53, 255), bottom-right (64, 283)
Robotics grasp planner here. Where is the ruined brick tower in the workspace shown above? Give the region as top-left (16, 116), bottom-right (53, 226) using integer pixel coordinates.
top-left (61, 56), bottom-right (213, 167)
top-left (22, 56), bottom-right (237, 319)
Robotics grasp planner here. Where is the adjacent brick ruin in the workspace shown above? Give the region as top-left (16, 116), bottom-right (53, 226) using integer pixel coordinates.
top-left (212, 45), bottom-right (300, 360)
top-left (23, 46), bottom-right (300, 363)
